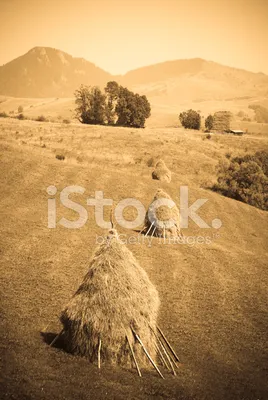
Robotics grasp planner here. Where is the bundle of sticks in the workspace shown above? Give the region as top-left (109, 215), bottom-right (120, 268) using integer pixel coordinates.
top-left (126, 325), bottom-right (181, 379)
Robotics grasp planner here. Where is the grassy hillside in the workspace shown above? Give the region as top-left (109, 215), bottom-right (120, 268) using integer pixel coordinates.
top-left (1, 94), bottom-right (268, 131)
top-left (0, 117), bottom-right (267, 399)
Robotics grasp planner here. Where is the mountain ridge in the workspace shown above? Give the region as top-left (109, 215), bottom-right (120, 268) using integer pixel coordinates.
top-left (0, 46), bottom-right (267, 99)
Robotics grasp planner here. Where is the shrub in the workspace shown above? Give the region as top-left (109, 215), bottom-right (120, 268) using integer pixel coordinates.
top-left (205, 115), bottom-right (214, 131)
top-left (36, 115), bottom-right (48, 122)
top-left (18, 105), bottom-right (24, 113)
top-left (56, 154), bottom-right (65, 161)
top-left (0, 111), bottom-right (8, 118)
top-left (236, 110), bottom-right (245, 118)
top-left (179, 109), bottom-right (201, 130)
top-left (17, 113), bottom-right (25, 120)
top-left (63, 119), bottom-right (71, 124)
top-left (206, 133), bottom-right (212, 140)
top-left (213, 151), bottom-right (268, 210)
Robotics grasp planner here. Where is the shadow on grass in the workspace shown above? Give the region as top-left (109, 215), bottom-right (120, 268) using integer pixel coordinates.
top-left (41, 331), bottom-right (65, 350)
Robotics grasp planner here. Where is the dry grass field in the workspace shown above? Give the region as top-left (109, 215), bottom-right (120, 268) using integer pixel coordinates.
top-left (0, 114), bottom-right (268, 400)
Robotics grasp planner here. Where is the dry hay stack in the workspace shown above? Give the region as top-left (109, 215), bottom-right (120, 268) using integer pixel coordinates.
top-left (143, 189), bottom-right (181, 238)
top-left (152, 160), bottom-right (172, 183)
top-left (60, 229), bottom-right (160, 369)
top-left (212, 111), bottom-right (233, 132)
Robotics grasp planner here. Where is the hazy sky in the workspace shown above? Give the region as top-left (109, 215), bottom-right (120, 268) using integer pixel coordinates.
top-left (0, 0), bottom-right (267, 75)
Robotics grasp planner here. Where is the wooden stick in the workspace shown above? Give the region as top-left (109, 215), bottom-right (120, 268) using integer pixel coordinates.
top-left (155, 341), bottom-right (169, 370)
top-left (144, 222), bottom-right (154, 237)
top-left (157, 335), bottom-right (177, 375)
top-left (126, 333), bottom-right (142, 377)
top-left (131, 328), bottom-right (164, 379)
top-left (138, 226), bottom-right (145, 235)
top-left (49, 329), bottom-right (63, 347)
top-left (149, 326), bottom-right (170, 370)
top-left (157, 326), bottom-right (181, 363)
top-left (151, 225), bottom-right (157, 237)
top-left (98, 336), bottom-right (101, 369)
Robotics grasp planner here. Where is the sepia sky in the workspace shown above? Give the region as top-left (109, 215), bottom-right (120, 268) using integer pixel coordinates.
top-left (0, 0), bottom-right (267, 75)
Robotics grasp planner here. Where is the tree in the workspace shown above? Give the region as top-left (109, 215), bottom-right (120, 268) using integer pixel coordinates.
top-left (104, 81), bottom-right (120, 125)
top-left (75, 85), bottom-right (106, 125)
top-left (205, 114), bottom-right (214, 131)
top-left (179, 109), bottom-right (201, 130)
top-left (213, 152), bottom-right (268, 211)
top-left (74, 82), bottom-right (151, 128)
top-left (115, 86), bottom-right (151, 128)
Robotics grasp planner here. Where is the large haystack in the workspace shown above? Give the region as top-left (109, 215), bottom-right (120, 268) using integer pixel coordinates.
top-left (60, 229), bottom-right (160, 369)
top-left (143, 189), bottom-right (181, 238)
top-left (152, 160), bottom-right (172, 183)
top-left (212, 111), bottom-right (233, 132)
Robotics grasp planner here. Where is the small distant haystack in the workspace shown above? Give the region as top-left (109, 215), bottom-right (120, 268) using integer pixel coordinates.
top-left (143, 189), bottom-right (181, 238)
top-left (60, 229), bottom-right (160, 369)
top-left (152, 160), bottom-right (172, 183)
top-left (212, 111), bottom-right (233, 132)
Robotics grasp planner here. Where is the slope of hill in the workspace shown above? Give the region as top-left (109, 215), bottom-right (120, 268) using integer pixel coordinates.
top-left (0, 47), bottom-right (111, 97)
top-left (121, 59), bottom-right (268, 104)
top-left (0, 118), bottom-right (267, 399)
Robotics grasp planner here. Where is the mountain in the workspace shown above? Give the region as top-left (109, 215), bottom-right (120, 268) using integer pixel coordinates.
top-left (0, 47), bottom-right (267, 101)
top-left (0, 47), bottom-right (111, 97)
top-left (121, 58), bottom-right (268, 104)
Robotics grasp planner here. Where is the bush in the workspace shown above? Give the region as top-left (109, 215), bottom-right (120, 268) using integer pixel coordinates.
top-left (62, 119), bottom-right (71, 124)
top-left (236, 110), bottom-right (245, 118)
top-left (213, 151), bottom-right (268, 210)
top-left (36, 115), bottom-right (48, 122)
top-left (18, 105), bottom-right (23, 113)
top-left (56, 154), bottom-right (65, 161)
top-left (17, 113), bottom-right (25, 120)
top-left (205, 115), bottom-right (214, 131)
top-left (0, 111), bottom-right (8, 118)
top-left (179, 109), bottom-right (201, 130)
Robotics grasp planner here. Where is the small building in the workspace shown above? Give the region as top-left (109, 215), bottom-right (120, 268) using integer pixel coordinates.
top-left (230, 130), bottom-right (244, 136)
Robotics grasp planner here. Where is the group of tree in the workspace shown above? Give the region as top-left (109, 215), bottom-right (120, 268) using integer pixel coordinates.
top-left (213, 151), bottom-right (268, 211)
top-left (74, 81), bottom-right (151, 128)
top-left (179, 109), bottom-right (216, 131)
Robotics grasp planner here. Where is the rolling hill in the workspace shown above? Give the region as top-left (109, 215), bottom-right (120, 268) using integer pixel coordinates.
top-left (0, 117), bottom-right (267, 399)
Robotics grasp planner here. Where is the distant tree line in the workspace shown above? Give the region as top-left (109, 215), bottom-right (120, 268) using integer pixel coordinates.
top-left (74, 81), bottom-right (151, 128)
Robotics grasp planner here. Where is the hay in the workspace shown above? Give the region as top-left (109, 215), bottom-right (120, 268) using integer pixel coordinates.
top-left (212, 111), bottom-right (233, 132)
top-left (143, 189), bottom-right (181, 238)
top-left (60, 229), bottom-right (160, 368)
top-left (152, 160), bottom-right (172, 183)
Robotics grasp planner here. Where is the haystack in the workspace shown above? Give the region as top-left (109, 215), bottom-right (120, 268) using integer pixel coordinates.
top-left (60, 229), bottom-right (160, 369)
top-left (152, 160), bottom-right (172, 183)
top-left (143, 189), bottom-right (181, 238)
top-left (212, 111), bottom-right (233, 132)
